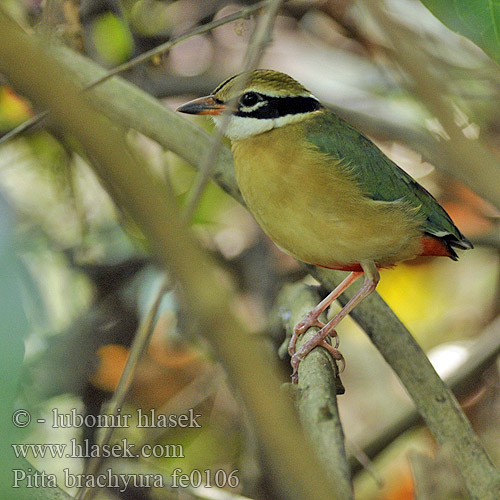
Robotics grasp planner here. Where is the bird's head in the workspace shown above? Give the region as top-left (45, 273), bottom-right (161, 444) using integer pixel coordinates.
top-left (177, 69), bottom-right (323, 141)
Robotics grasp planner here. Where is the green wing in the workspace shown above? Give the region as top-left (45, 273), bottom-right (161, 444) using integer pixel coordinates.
top-left (306, 111), bottom-right (472, 251)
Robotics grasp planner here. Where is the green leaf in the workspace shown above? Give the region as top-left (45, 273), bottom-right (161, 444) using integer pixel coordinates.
top-left (420, 0), bottom-right (500, 65)
top-left (91, 13), bottom-right (134, 66)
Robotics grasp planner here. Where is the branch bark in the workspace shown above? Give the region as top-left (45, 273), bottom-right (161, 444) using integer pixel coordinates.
top-left (353, 310), bottom-right (500, 469)
top-left (277, 283), bottom-right (353, 500)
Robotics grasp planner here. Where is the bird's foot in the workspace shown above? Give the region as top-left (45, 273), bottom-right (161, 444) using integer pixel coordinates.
top-left (290, 327), bottom-right (344, 383)
top-left (290, 352), bottom-right (303, 384)
top-left (295, 312), bottom-right (326, 336)
top-left (288, 314), bottom-right (325, 357)
top-left (319, 340), bottom-right (345, 373)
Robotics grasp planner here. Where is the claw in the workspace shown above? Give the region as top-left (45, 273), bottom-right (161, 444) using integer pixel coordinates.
top-left (287, 268), bottom-right (378, 382)
top-left (290, 329), bottom-right (345, 382)
top-left (332, 329), bottom-right (340, 349)
top-left (290, 352), bottom-right (303, 384)
top-left (288, 333), bottom-right (297, 358)
top-left (320, 340), bottom-right (345, 372)
top-left (288, 315), bottom-right (325, 357)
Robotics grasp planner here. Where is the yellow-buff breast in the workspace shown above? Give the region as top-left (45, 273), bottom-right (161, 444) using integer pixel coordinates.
top-left (231, 118), bottom-right (425, 269)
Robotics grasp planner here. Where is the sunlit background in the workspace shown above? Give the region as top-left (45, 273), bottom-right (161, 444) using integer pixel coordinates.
top-left (2, 1), bottom-right (500, 499)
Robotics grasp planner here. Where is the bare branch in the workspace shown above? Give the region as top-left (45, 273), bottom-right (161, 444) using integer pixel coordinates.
top-left (277, 283), bottom-right (353, 500)
top-left (352, 310), bottom-right (500, 469)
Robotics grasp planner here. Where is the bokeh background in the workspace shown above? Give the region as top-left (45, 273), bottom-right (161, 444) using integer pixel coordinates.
top-left (2, 1), bottom-right (500, 499)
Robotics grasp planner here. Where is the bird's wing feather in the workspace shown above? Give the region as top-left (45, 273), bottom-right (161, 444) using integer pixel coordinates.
top-left (305, 111), bottom-right (471, 249)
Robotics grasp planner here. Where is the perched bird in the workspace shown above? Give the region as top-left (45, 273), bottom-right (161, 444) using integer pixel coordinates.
top-left (177, 70), bottom-right (473, 381)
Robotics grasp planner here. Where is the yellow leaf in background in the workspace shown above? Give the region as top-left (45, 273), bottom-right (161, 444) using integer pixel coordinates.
top-left (0, 85), bottom-right (32, 131)
top-left (91, 13), bottom-right (134, 66)
top-left (377, 263), bottom-right (446, 341)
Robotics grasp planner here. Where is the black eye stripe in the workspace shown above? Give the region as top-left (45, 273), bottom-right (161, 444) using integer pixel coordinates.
top-left (235, 95), bottom-right (323, 118)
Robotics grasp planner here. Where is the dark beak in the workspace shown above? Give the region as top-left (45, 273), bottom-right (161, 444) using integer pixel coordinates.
top-left (176, 95), bottom-right (226, 116)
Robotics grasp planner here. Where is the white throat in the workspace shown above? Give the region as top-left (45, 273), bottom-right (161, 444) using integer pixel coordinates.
top-left (211, 113), bottom-right (312, 142)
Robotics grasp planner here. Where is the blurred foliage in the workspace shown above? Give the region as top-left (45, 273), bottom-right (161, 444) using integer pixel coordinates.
top-left (1, 0), bottom-right (500, 499)
top-left (0, 85), bottom-right (32, 132)
top-left (90, 13), bottom-right (134, 66)
top-left (421, 0), bottom-right (500, 66)
top-left (0, 195), bottom-right (28, 500)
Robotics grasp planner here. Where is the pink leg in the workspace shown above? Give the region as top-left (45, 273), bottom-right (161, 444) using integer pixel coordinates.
top-left (288, 271), bottom-right (362, 357)
top-left (291, 262), bottom-right (380, 382)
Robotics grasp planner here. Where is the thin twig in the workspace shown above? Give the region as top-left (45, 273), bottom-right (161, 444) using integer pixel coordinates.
top-left (346, 440), bottom-right (384, 488)
top-left (76, 275), bottom-right (170, 500)
top-left (182, 0), bottom-right (284, 223)
top-left (0, 1), bottom-right (270, 147)
top-left (85, 1), bottom-right (270, 91)
top-left (0, 110), bottom-right (48, 146)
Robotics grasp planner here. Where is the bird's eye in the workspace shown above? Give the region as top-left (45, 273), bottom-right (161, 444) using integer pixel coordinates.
top-left (239, 92), bottom-right (261, 107)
